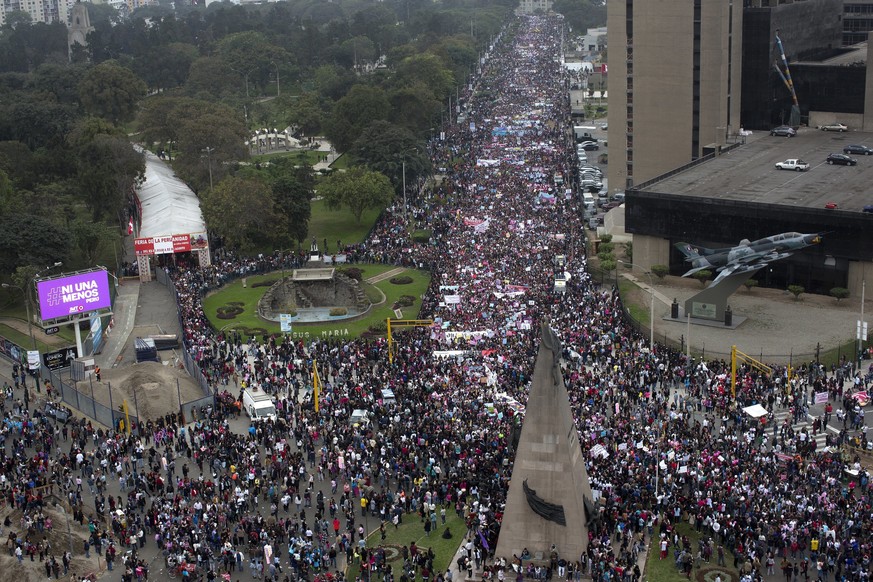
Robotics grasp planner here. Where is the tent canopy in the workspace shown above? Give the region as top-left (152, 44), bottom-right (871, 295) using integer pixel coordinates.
top-left (136, 149), bottom-right (207, 239)
top-left (742, 404), bottom-right (768, 418)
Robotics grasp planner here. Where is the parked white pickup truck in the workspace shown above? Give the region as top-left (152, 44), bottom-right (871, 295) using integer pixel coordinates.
top-left (775, 159), bottom-right (809, 171)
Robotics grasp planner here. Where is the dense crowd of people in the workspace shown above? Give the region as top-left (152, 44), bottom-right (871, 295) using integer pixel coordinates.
top-left (1, 13), bottom-right (872, 582)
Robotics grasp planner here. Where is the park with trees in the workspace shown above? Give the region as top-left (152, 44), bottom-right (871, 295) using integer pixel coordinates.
top-left (0, 0), bottom-right (604, 341)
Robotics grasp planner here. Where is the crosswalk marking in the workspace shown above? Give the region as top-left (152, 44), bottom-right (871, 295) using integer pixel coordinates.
top-left (764, 410), bottom-right (832, 451)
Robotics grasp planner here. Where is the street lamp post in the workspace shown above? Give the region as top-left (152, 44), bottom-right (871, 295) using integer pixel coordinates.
top-left (271, 61), bottom-right (280, 97)
top-left (203, 147), bottom-right (215, 192)
top-left (619, 261), bottom-right (655, 350)
top-left (402, 161), bottom-right (407, 227)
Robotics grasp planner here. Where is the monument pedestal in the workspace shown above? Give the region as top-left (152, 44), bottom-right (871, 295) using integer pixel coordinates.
top-left (681, 267), bottom-right (762, 324)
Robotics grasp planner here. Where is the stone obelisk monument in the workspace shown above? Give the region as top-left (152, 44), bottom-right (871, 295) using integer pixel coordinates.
top-left (495, 323), bottom-right (595, 562)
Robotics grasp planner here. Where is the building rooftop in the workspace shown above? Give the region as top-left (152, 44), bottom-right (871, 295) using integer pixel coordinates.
top-left (639, 127), bottom-right (873, 213)
top-left (795, 42), bottom-right (867, 67)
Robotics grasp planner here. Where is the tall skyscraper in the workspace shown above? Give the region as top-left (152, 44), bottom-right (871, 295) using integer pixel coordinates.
top-left (607, 0), bottom-right (742, 193)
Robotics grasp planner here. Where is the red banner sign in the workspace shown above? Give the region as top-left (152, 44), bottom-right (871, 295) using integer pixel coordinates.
top-left (135, 232), bottom-right (208, 256)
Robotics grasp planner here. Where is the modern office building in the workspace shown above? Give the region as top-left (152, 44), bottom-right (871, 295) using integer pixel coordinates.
top-left (844, 0), bottom-right (873, 45)
top-left (606, 0), bottom-right (743, 194)
top-left (740, 0), bottom-right (844, 130)
top-left (624, 129), bottom-right (873, 298)
top-left (0, 0), bottom-right (69, 26)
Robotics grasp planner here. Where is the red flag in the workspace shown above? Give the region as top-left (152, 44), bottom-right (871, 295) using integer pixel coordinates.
top-left (127, 218), bottom-right (134, 235)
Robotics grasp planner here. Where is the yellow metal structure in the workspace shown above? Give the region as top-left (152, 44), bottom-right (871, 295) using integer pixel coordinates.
top-left (386, 319), bottom-right (434, 364)
top-left (121, 399), bottom-right (131, 435)
top-left (312, 360), bottom-right (321, 413)
top-left (730, 345), bottom-right (773, 399)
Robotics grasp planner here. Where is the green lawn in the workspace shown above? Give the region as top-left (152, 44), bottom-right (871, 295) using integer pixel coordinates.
top-left (618, 279), bottom-right (650, 325)
top-left (330, 153), bottom-right (351, 170)
top-left (345, 512), bottom-right (467, 581)
top-left (645, 523), bottom-right (738, 582)
top-left (0, 323), bottom-right (54, 354)
top-left (250, 149), bottom-right (323, 166)
top-left (202, 265), bottom-right (431, 340)
top-left (309, 198), bottom-right (382, 246)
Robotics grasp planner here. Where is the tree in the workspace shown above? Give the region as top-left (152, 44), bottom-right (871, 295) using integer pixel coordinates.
top-left (267, 160), bottom-right (313, 246)
top-left (201, 176), bottom-right (279, 252)
top-left (78, 61), bottom-right (147, 124)
top-left (171, 102), bottom-right (249, 191)
top-left (392, 53), bottom-right (455, 102)
top-left (0, 169), bottom-right (18, 216)
top-left (284, 93), bottom-right (324, 137)
top-left (348, 120), bottom-right (431, 194)
top-left (76, 134), bottom-right (145, 222)
top-left (650, 265), bottom-right (669, 279)
top-left (743, 279), bottom-right (759, 292)
top-left (599, 258), bottom-right (617, 273)
top-left (134, 43), bottom-right (198, 91)
top-left (788, 285), bottom-right (805, 301)
top-left (830, 287), bottom-right (849, 302)
top-left (71, 218), bottom-right (117, 266)
top-left (185, 56), bottom-right (241, 100)
top-left (318, 167), bottom-right (394, 223)
top-left (0, 213), bottom-right (71, 275)
top-left (388, 83), bottom-right (443, 134)
top-left (324, 85), bottom-right (391, 153)
top-left (692, 270), bottom-right (712, 287)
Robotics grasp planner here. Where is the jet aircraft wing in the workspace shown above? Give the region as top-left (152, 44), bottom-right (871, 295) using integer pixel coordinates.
top-left (711, 252), bottom-right (793, 285)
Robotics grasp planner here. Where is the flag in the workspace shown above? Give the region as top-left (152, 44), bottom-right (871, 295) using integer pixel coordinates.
top-left (127, 218), bottom-right (134, 235)
top-left (478, 530), bottom-right (490, 551)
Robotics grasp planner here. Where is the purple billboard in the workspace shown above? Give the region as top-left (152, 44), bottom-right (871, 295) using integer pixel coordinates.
top-left (37, 270), bottom-right (111, 321)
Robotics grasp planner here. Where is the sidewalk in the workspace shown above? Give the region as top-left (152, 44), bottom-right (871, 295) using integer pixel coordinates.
top-left (99, 280), bottom-right (140, 369)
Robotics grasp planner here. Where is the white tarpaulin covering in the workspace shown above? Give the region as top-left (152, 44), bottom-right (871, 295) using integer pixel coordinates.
top-left (742, 404), bottom-right (768, 418)
top-left (136, 149), bottom-right (207, 239)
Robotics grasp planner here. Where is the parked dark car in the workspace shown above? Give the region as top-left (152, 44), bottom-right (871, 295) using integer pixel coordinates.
top-left (826, 154), bottom-right (857, 166)
top-left (43, 401), bottom-right (72, 424)
top-left (843, 144), bottom-right (873, 155)
top-left (770, 126), bottom-right (796, 137)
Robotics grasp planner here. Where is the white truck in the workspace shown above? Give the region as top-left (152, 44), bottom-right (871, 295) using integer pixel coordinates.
top-left (775, 159), bottom-right (809, 171)
top-left (242, 388), bottom-right (277, 422)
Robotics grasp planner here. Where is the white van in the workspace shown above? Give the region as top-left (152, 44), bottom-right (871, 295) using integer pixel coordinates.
top-left (582, 192), bottom-right (595, 207)
top-left (242, 388), bottom-right (277, 422)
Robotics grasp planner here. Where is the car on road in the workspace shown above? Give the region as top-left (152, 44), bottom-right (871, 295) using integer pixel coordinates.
top-left (578, 141), bottom-right (600, 151)
top-left (599, 123), bottom-right (608, 130)
top-left (843, 144), bottom-right (873, 155)
top-left (826, 153), bottom-right (857, 166)
top-left (775, 159), bottom-right (809, 171)
top-left (824, 202), bottom-right (839, 209)
top-left (603, 201), bottom-right (622, 211)
top-left (770, 126), bottom-right (796, 137)
top-left (820, 122), bottom-right (848, 132)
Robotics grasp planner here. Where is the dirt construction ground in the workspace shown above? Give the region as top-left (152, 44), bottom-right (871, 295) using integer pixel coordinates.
top-left (0, 497), bottom-right (103, 582)
top-left (74, 360), bottom-right (204, 423)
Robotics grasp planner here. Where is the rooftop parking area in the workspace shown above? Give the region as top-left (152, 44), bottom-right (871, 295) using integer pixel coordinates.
top-left (644, 126), bottom-right (873, 213)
